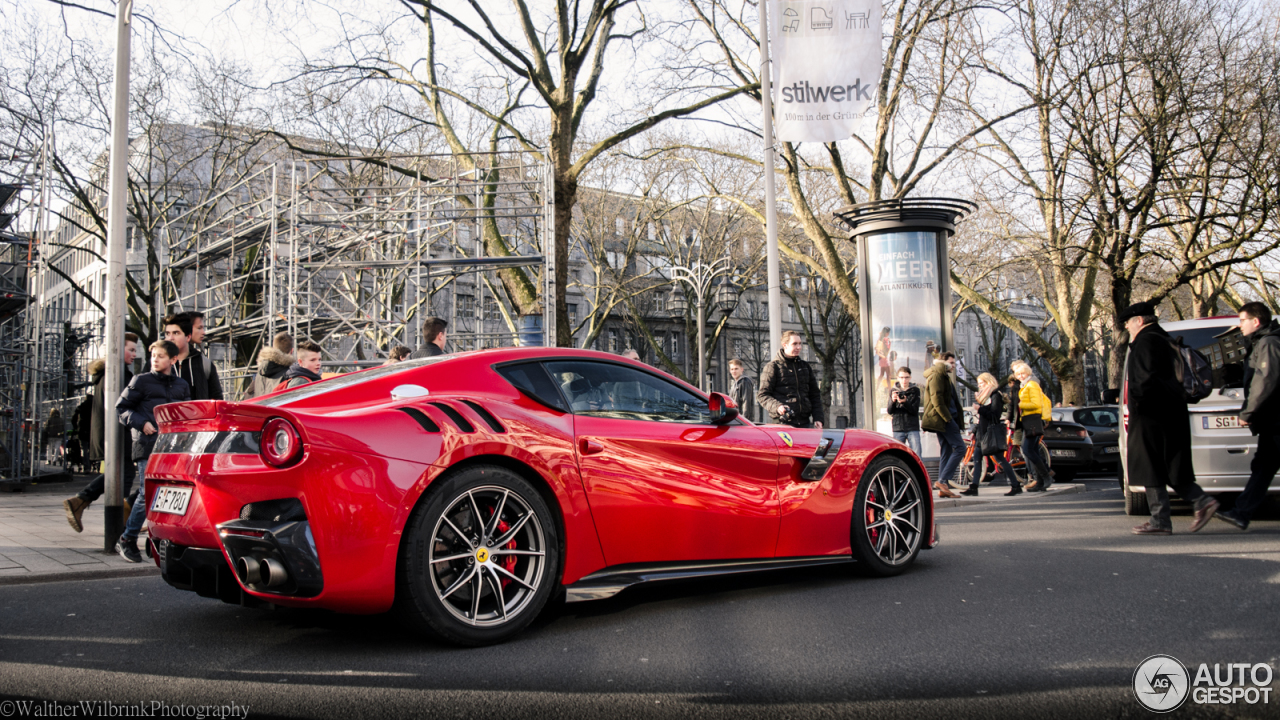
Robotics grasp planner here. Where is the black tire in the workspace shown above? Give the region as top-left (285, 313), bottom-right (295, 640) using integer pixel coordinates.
top-left (851, 456), bottom-right (925, 577)
top-left (396, 464), bottom-right (560, 646)
top-left (1123, 477), bottom-right (1149, 516)
top-left (1055, 469), bottom-right (1077, 483)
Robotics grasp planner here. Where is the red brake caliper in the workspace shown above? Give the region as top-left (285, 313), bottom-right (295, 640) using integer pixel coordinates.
top-left (496, 519), bottom-right (517, 587)
top-left (866, 488), bottom-right (880, 545)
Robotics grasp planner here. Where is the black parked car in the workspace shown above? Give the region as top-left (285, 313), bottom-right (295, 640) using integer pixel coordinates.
top-left (1051, 406), bottom-right (1120, 475)
top-left (1035, 418), bottom-right (1093, 483)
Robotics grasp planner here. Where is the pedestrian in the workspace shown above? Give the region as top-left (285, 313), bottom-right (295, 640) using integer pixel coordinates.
top-left (887, 366), bottom-right (922, 456)
top-left (757, 331), bottom-right (824, 429)
top-left (922, 351), bottom-right (965, 497)
top-left (963, 372), bottom-right (1021, 496)
top-left (115, 340), bottom-right (190, 562)
top-left (1010, 360), bottom-right (1054, 492)
top-left (410, 317), bottom-right (448, 358)
top-left (384, 345), bottom-right (412, 365)
top-left (727, 358), bottom-right (756, 422)
top-left (1120, 301), bottom-right (1219, 535)
top-left (45, 408), bottom-right (65, 464)
top-left (249, 332), bottom-right (294, 397)
top-left (1215, 302), bottom-right (1280, 530)
top-left (281, 341), bottom-right (324, 389)
top-left (163, 313), bottom-right (223, 400)
top-left (188, 311), bottom-right (207, 347)
top-left (63, 334), bottom-right (138, 533)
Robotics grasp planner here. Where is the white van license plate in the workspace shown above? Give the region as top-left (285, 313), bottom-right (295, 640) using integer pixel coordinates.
top-left (151, 486), bottom-right (193, 516)
top-left (1202, 415), bottom-right (1241, 430)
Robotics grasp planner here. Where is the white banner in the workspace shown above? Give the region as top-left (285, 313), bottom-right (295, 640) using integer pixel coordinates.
top-left (768, 0), bottom-right (882, 143)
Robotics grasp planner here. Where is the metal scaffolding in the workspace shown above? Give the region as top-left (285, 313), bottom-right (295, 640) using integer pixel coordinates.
top-left (161, 151), bottom-right (551, 397)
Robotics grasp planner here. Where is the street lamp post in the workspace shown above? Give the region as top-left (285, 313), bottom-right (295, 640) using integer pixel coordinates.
top-left (669, 257), bottom-right (733, 392)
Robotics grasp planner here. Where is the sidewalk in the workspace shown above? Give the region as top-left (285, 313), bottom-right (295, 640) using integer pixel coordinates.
top-left (934, 481), bottom-right (1085, 509)
top-left (0, 475), bottom-right (157, 585)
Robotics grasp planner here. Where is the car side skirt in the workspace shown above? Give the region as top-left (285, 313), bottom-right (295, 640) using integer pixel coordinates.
top-left (563, 555), bottom-right (855, 603)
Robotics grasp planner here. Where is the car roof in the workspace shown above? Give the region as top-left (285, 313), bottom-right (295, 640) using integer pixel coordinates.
top-left (1161, 316), bottom-right (1237, 330)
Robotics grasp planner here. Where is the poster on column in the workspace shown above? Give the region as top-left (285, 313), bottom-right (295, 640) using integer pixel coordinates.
top-left (867, 231), bottom-right (944, 436)
top-left (769, 0), bottom-right (882, 143)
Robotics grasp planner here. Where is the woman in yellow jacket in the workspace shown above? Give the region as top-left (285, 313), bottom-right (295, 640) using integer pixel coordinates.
top-left (1012, 360), bottom-right (1054, 491)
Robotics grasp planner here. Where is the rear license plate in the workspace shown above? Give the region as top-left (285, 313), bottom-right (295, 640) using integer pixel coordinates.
top-left (1202, 415), bottom-right (1241, 430)
top-left (1101, 446), bottom-right (1119, 454)
top-left (151, 486), bottom-right (193, 516)
top-left (1050, 449), bottom-right (1075, 457)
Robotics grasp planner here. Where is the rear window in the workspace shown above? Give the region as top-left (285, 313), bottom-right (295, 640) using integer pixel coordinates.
top-left (1165, 324), bottom-right (1248, 388)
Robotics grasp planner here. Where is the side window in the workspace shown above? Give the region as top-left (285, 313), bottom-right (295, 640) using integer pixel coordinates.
top-left (1073, 410), bottom-right (1094, 426)
top-left (1094, 409), bottom-right (1119, 426)
top-left (545, 360), bottom-right (710, 424)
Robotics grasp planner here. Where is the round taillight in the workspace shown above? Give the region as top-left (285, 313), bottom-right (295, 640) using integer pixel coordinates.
top-left (260, 417), bottom-right (303, 467)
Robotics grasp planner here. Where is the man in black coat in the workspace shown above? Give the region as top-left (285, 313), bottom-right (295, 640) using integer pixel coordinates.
top-left (757, 331), bottom-right (824, 429)
top-left (62, 333), bottom-right (138, 533)
top-left (1122, 301), bottom-right (1218, 534)
top-left (887, 366), bottom-right (922, 456)
top-left (1216, 302), bottom-right (1280, 530)
top-left (164, 313), bottom-right (223, 401)
top-left (410, 317), bottom-right (448, 359)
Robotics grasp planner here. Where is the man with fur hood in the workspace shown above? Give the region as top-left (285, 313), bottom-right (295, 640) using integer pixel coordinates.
top-left (922, 352), bottom-right (966, 493)
top-left (249, 332), bottom-right (295, 398)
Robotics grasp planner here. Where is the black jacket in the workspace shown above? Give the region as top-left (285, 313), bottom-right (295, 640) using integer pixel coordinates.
top-left (282, 363), bottom-right (323, 390)
top-left (887, 383), bottom-right (921, 432)
top-left (1241, 320), bottom-right (1280, 435)
top-left (173, 349), bottom-right (223, 401)
top-left (1126, 323), bottom-right (1188, 420)
top-left (248, 347), bottom-right (294, 398)
top-left (409, 343), bottom-right (444, 359)
top-left (117, 370), bottom-right (191, 460)
top-left (88, 358), bottom-right (133, 462)
top-left (729, 374), bottom-right (756, 421)
top-left (973, 391), bottom-right (1007, 456)
top-left (757, 349), bottom-right (824, 425)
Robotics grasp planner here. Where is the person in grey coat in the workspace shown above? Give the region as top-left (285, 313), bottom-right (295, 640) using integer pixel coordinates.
top-left (727, 358), bottom-right (756, 422)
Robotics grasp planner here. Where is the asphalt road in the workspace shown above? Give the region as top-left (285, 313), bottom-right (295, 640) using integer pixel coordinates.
top-left (1, 478), bottom-right (1277, 720)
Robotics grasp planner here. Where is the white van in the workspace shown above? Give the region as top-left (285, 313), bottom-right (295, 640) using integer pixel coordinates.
top-left (1119, 316), bottom-right (1273, 514)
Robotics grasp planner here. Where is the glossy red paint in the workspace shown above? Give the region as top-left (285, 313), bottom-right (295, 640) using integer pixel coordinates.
top-left (144, 347), bottom-right (935, 617)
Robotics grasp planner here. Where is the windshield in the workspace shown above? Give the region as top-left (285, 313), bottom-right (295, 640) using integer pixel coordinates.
top-left (256, 355), bottom-right (454, 407)
top-left (1165, 324), bottom-right (1248, 389)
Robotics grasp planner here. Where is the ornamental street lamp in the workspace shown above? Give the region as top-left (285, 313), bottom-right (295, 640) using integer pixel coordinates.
top-left (669, 257), bottom-right (733, 392)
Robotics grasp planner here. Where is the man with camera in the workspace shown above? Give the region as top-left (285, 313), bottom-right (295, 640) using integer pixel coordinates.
top-left (757, 331), bottom-right (824, 429)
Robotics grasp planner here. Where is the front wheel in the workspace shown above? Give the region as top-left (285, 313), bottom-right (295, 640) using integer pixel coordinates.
top-left (397, 465), bottom-right (560, 646)
top-left (851, 456), bottom-right (926, 577)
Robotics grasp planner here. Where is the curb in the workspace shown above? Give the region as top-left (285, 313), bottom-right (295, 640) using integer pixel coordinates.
top-left (0, 564), bottom-right (160, 587)
top-left (934, 482), bottom-right (1085, 510)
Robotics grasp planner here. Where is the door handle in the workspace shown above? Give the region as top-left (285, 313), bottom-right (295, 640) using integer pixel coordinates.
top-left (579, 438), bottom-right (605, 455)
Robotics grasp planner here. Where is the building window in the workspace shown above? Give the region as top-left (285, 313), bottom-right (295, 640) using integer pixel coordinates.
top-left (608, 330), bottom-right (618, 353)
top-left (568, 303), bottom-right (578, 325)
top-left (457, 294), bottom-right (476, 315)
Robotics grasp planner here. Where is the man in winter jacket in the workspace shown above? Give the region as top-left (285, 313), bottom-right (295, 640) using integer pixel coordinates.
top-left (728, 358), bottom-right (756, 423)
top-left (248, 332), bottom-right (295, 398)
top-left (887, 366), bottom-right (922, 455)
top-left (62, 334), bottom-right (138, 532)
top-left (922, 353), bottom-right (965, 488)
top-left (281, 341), bottom-right (324, 389)
top-left (164, 313), bottom-right (223, 401)
top-left (410, 317), bottom-right (448, 359)
top-left (757, 331), bottom-right (824, 429)
top-left (1122, 301), bottom-right (1218, 535)
top-left (1217, 302), bottom-right (1280, 530)
top-left (115, 340), bottom-right (191, 562)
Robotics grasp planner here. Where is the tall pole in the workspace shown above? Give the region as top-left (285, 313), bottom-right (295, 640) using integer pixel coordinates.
top-left (758, 1), bottom-right (783, 351)
top-left (696, 295), bottom-right (707, 392)
top-left (103, 0), bottom-right (133, 551)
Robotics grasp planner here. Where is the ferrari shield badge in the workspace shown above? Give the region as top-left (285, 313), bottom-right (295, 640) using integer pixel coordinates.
top-left (778, 431), bottom-right (794, 447)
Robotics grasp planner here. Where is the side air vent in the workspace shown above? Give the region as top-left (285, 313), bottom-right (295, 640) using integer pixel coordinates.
top-left (461, 400), bottom-right (506, 433)
top-left (398, 407), bottom-right (440, 433)
top-left (428, 402), bottom-right (475, 433)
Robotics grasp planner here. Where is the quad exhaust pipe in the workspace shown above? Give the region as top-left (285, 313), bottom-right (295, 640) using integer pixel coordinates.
top-left (236, 555), bottom-right (288, 588)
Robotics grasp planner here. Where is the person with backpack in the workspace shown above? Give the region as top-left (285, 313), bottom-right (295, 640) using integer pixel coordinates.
top-left (164, 313), bottom-right (223, 401)
top-left (1121, 301), bottom-right (1218, 535)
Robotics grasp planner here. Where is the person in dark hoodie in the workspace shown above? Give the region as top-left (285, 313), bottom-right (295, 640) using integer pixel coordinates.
top-left (62, 334), bottom-right (138, 532)
top-left (1121, 301), bottom-right (1218, 535)
top-left (887, 366), bottom-right (922, 455)
top-left (163, 313), bottom-right (223, 401)
top-left (281, 340), bottom-right (324, 389)
top-left (249, 332), bottom-right (295, 397)
top-left (115, 340), bottom-right (190, 563)
top-left (1216, 302), bottom-right (1280, 530)
top-left (757, 331), bottom-right (824, 429)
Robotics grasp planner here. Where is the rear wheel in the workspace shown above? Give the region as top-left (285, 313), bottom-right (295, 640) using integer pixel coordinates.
top-left (851, 456), bottom-right (925, 577)
top-left (1123, 477), bottom-right (1149, 516)
top-left (397, 465), bottom-right (559, 646)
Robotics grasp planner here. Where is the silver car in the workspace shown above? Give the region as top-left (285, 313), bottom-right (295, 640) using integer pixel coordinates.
top-left (1119, 316), bottom-right (1273, 515)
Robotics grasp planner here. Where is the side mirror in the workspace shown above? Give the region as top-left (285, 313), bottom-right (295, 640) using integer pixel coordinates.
top-left (1101, 388), bottom-right (1119, 404)
top-left (709, 392), bottom-right (739, 425)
